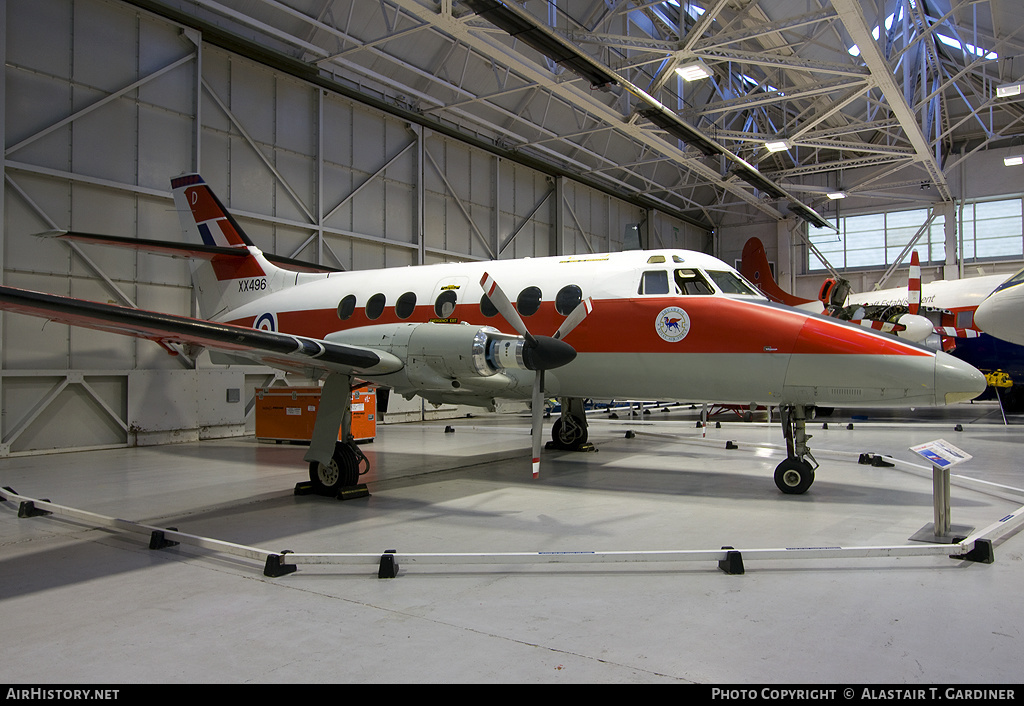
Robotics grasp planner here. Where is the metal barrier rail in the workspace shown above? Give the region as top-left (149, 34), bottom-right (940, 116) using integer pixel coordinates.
top-left (3, 483), bottom-right (1020, 579)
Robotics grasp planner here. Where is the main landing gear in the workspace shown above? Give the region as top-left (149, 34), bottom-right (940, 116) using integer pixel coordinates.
top-left (776, 404), bottom-right (818, 494)
top-left (548, 397), bottom-right (591, 451)
top-left (303, 374), bottom-right (369, 498)
top-left (308, 440), bottom-right (369, 495)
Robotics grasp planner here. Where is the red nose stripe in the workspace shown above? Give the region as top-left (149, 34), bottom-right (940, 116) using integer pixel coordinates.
top-left (793, 317), bottom-right (930, 356)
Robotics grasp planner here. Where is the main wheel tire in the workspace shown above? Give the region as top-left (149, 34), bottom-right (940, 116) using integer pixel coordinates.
top-left (774, 458), bottom-right (815, 495)
top-left (308, 442), bottom-right (360, 495)
top-left (551, 415), bottom-right (588, 450)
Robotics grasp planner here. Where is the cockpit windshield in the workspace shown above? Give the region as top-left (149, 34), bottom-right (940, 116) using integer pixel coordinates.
top-left (636, 267), bottom-right (766, 298)
top-left (705, 270), bottom-right (763, 297)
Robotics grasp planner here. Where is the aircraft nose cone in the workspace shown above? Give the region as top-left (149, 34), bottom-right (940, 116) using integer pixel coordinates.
top-left (934, 352), bottom-right (987, 405)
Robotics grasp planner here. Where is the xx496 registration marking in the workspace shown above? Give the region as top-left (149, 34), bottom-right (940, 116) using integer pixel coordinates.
top-left (239, 278), bottom-right (267, 292)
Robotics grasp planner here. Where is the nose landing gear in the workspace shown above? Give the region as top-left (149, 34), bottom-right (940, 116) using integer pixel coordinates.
top-left (776, 404), bottom-right (818, 494)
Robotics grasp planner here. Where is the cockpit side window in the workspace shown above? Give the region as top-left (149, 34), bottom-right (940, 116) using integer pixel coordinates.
top-left (638, 270), bottom-right (670, 295)
top-left (674, 269), bottom-right (714, 295)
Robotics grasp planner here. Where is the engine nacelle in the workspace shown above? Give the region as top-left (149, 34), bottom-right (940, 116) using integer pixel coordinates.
top-left (325, 322), bottom-right (535, 398)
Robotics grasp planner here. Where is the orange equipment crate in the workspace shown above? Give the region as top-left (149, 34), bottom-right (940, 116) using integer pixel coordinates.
top-left (255, 387), bottom-right (376, 443)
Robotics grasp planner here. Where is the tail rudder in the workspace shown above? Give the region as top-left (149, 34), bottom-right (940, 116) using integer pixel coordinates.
top-left (171, 174), bottom-right (254, 248)
top-left (740, 237), bottom-right (815, 307)
top-left (171, 174), bottom-right (283, 319)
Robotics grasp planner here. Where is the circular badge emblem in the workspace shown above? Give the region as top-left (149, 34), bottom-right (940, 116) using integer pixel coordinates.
top-left (655, 306), bottom-right (690, 343)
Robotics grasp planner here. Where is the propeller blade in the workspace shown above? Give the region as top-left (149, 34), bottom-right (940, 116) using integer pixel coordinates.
top-left (553, 297), bottom-right (594, 341)
top-left (907, 251), bottom-right (921, 315)
top-left (531, 371), bottom-right (545, 479)
top-left (480, 272), bottom-right (535, 344)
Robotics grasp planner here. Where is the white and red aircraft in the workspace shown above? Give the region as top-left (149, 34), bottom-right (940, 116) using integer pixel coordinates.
top-left (740, 237), bottom-right (1009, 348)
top-left (0, 176), bottom-right (987, 496)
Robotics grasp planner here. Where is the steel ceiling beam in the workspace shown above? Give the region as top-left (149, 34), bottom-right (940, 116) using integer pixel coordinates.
top-left (832, 0), bottom-right (953, 201)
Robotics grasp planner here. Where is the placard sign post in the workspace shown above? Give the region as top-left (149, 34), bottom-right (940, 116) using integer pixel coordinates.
top-left (908, 439), bottom-right (974, 543)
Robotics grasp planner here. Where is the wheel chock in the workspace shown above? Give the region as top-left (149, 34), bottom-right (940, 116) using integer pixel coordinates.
top-left (264, 551), bottom-right (297, 577)
top-left (718, 546), bottom-right (744, 575)
top-left (337, 484), bottom-right (370, 501)
top-left (954, 538), bottom-right (994, 564)
top-left (294, 481), bottom-right (316, 496)
top-left (17, 500), bottom-right (51, 518)
top-left (149, 528), bottom-right (179, 550)
top-left (378, 549), bottom-right (399, 579)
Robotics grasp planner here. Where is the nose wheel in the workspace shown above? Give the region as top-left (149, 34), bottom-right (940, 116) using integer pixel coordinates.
top-left (776, 404), bottom-right (818, 494)
top-left (774, 457), bottom-right (815, 494)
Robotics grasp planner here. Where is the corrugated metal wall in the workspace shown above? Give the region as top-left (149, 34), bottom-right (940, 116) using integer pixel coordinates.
top-left (1, 0), bottom-right (706, 455)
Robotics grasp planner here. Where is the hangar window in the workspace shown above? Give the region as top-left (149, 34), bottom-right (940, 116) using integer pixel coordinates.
top-left (479, 294), bottom-right (498, 318)
top-left (674, 269), bottom-right (714, 295)
top-left (435, 290), bottom-right (458, 318)
top-left (337, 295), bottom-right (357, 320)
top-left (637, 270), bottom-right (669, 295)
top-left (555, 285), bottom-right (583, 315)
top-left (396, 292), bottom-right (417, 319)
top-left (517, 286), bottom-right (542, 316)
top-left (366, 293), bottom-right (386, 320)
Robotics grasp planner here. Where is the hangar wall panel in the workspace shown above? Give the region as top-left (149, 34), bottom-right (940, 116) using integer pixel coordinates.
top-left (2, 0), bottom-right (704, 456)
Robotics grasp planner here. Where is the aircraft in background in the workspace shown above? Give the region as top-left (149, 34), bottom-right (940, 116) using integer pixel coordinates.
top-left (0, 176), bottom-right (986, 496)
top-left (975, 267), bottom-right (1024, 346)
top-left (740, 237), bottom-right (1024, 413)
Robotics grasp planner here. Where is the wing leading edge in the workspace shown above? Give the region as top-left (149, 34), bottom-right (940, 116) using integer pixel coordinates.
top-left (0, 285), bottom-right (401, 377)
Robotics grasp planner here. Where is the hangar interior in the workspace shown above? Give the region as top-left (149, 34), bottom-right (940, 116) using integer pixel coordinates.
top-left (3, 0), bottom-right (1024, 684)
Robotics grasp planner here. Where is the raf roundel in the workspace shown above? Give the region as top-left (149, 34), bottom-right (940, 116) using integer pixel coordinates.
top-left (655, 306), bottom-right (690, 343)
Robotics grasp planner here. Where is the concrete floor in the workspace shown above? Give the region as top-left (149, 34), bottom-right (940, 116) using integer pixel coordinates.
top-left (1, 401), bottom-right (1022, 684)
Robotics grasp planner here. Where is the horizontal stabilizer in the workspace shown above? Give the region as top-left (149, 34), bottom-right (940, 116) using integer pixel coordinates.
top-left (44, 231), bottom-right (342, 274)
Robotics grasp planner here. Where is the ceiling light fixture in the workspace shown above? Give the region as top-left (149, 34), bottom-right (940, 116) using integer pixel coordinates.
top-left (675, 61), bottom-right (712, 81)
top-left (996, 81), bottom-right (1024, 98)
top-left (764, 139), bottom-right (792, 152)
top-left (827, 191), bottom-right (848, 200)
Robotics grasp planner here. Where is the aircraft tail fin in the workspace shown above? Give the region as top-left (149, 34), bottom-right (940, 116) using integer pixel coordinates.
top-left (170, 174), bottom-right (293, 321)
top-left (908, 251), bottom-right (921, 315)
top-left (740, 237), bottom-right (815, 307)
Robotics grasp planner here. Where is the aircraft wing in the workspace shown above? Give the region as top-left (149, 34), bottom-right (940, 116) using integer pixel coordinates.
top-left (0, 285), bottom-right (402, 377)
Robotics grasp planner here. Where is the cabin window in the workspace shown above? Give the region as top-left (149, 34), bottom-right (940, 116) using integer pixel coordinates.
top-left (638, 270), bottom-right (669, 295)
top-left (337, 294), bottom-right (357, 320)
top-left (396, 292), bottom-right (417, 319)
top-left (517, 286), bottom-right (542, 316)
top-left (646, 255), bottom-right (666, 264)
top-left (479, 294), bottom-right (498, 317)
top-left (366, 293), bottom-right (386, 320)
top-left (434, 290), bottom-right (458, 318)
top-left (706, 270), bottom-right (760, 296)
top-left (674, 269), bottom-right (714, 295)
top-left (555, 285), bottom-right (583, 315)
